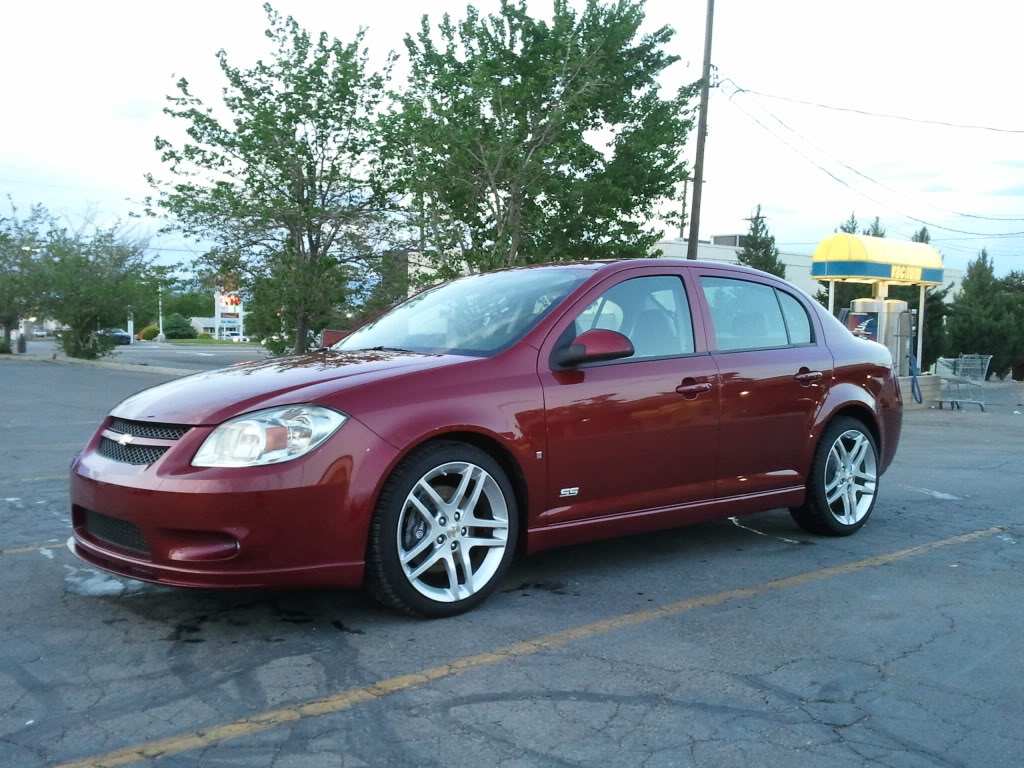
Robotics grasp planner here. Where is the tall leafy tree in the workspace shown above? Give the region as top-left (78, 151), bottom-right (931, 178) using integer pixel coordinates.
top-left (946, 249), bottom-right (1016, 378)
top-left (736, 204), bottom-right (785, 278)
top-left (146, 4), bottom-right (395, 353)
top-left (385, 0), bottom-right (696, 278)
top-left (0, 203), bottom-right (47, 339)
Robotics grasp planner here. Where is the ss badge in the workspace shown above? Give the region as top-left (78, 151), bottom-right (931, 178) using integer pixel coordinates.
top-left (559, 487), bottom-right (579, 498)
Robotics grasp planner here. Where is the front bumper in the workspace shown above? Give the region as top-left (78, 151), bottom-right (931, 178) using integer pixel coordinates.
top-left (69, 415), bottom-right (399, 589)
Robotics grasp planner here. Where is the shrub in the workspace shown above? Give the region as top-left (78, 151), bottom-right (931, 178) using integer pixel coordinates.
top-left (0, 338), bottom-right (11, 354)
top-left (163, 313), bottom-right (197, 339)
top-left (197, 332), bottom-right (213, 340)
top-left (140, 325), bottom-right (159, 340)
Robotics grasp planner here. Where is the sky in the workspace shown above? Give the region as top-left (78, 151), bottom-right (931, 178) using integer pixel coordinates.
top-left (2, 0), bottom-right (1023, 275)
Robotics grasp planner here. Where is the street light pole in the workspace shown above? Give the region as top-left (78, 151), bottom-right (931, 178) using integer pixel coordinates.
top-left (686, 0), bottom-right (715, 260)
top-left (157, 286), bottom-right (165, 342)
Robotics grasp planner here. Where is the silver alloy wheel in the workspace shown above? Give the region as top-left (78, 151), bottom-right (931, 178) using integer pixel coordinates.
top-left (396, 461), bottom-right (509, 603)
top-left (824, 429), bottom-right (877, 525)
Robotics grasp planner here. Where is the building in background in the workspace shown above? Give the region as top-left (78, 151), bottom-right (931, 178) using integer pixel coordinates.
top-left (654, 236), bottom-right (963, 301)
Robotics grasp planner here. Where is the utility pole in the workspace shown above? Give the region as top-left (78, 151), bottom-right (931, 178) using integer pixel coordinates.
top-left (686, 0), bottom-right (715, 260)
top-left (679, 179), bottom-right (689, 239)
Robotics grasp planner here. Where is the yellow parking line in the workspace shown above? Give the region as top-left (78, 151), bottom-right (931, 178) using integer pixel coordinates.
top-left (53, 526), bottom-right (1001, 768)
top-left (0, 542), bottom-right (64, 556)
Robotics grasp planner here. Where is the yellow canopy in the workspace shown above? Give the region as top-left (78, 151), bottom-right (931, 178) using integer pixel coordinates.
top-left (811, 233), bottom-right (944, 285)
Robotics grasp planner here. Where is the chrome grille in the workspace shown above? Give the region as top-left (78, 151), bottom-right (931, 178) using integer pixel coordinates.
top-left (83, 509), bottom-right (149, 555)
top-left (108, 417), bottom-right (190, 441)
top-left (98, 437), bottom-right (168, 465)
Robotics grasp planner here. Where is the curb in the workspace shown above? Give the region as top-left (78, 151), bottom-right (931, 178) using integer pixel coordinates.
top-left (0, 354), bottom-right (197, 377)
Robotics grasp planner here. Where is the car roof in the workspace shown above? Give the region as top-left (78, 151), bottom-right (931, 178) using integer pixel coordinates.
top-left (502, 258), bottom-right (773, 279)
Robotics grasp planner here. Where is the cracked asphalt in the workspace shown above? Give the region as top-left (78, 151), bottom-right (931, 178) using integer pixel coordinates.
top-left (1, 360), bottom-right (1021, 768)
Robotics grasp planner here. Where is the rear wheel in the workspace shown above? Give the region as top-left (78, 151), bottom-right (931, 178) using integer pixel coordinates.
top-left (366, 441), bottom-right (518, 617)
top-left (790, 417), bottom-right (879, 536)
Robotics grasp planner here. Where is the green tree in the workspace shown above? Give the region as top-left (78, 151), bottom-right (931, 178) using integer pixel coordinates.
top-left (836, 212), bottom-right (858, 234)
top-left (0, 203), bottom-right (48, 338)
top-left (911, 226), bottom-right (930, 243)
top-left (32, 221), bottom-right (160, 359)
top-left (163, 288), bottom-right (212, 321)
top-left (946, 249), bottom-right (1016, 378)
top-left (736, 205), bottom-right (785, 278)
top-left (162, 312), bottom-right (197, 339)
top-left (146, 4), bottom-right (395, 354)
top-left (1000, 270), bottom-right (1024, 379)
top-left (861, 216), bottom-right (886, 238)
top-left (386, 0), bottom-right (696, 278)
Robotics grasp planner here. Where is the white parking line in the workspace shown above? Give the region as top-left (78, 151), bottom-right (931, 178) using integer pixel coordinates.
top-left (907, 487), bottom-right (962, 501)
top-left (729, 517), bottom-right (802, 545)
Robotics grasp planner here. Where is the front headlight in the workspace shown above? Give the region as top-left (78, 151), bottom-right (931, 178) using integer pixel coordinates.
top-left (192, 405), bottom-right (348, 468)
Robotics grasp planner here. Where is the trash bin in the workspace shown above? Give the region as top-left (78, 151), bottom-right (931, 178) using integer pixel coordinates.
top-left (16, 333), bottom-right (26, 353)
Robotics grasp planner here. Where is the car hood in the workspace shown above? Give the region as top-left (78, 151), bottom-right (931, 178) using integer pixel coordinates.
top-left (110, 349), bottom-right (472, 425)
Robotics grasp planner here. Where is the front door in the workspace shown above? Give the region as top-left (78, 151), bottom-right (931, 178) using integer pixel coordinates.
top-left (538, 270), bottom-right (720, 523)
top-left (697, 272), bottom-right (833, 498)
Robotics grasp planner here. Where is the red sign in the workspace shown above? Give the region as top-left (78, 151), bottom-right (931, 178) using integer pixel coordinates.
top-left (220, 312), bottom-right (239, 318)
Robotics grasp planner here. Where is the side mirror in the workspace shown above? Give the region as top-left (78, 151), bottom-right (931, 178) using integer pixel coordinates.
top-left (556, 329), bottom-right (635, 368)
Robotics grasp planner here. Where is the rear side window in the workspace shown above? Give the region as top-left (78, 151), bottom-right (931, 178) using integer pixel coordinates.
top-left (777, 291), bottom-right (813, 345)
top-left (700, 277), bottom-right (789, 351)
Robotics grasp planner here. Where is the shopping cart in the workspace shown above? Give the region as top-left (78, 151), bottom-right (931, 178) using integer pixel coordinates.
top-left (936, 354), bottom-right (993, 411)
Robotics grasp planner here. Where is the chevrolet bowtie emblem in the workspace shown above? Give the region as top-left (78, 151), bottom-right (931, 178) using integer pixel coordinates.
top-left (117, 433), bottom-right (134, 446)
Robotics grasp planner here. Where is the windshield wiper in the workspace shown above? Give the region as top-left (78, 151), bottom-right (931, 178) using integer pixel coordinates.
top-left (357, 346), bottom-right (415, 353)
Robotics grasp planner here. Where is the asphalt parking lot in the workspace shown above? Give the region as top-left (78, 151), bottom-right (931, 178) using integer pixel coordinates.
top-left (1, 360), bottom-right (1022, 768)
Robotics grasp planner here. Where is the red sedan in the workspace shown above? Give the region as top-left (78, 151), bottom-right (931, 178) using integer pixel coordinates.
top-left (70, 260), bottom-right (901, 617)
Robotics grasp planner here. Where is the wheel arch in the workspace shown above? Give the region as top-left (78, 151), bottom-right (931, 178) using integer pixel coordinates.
top-left (376, 428), bottom-right (532, 553)
top-left (825, 403), bottom-right (881, 450)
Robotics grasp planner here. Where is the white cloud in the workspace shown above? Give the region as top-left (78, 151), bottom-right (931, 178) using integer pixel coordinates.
top-left (2, 0), bottom-right (1021, 272)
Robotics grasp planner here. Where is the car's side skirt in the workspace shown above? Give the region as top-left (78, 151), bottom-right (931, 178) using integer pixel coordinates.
top-left (525, 486), bottom-right (806, 554)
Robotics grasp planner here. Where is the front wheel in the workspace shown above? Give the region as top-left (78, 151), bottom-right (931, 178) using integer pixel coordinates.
top-left (790, 417), bottom-right (879, 536)
top-left (366, 442), bottom-right (518, 617)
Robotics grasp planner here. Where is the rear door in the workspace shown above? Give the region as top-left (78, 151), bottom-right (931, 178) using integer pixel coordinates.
top-left (537, 267), bottom-right (720, 523)
top-left (697, 271), bottom-right (833, 498)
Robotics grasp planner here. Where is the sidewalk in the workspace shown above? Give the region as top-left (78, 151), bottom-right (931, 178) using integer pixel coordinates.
top-left (0, 349), bottom-right (196, 377)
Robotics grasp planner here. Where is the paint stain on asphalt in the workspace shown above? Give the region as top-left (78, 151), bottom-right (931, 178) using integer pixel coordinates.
top-left (330, 620), bottom-right (365, 635)
top-left (502, 581), bottom-right (578, 596)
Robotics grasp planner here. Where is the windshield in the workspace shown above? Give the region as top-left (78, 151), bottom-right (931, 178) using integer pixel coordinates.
top-left (336, 268), bottom-right (592, 356)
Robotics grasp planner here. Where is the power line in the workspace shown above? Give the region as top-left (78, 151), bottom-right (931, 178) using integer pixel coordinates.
top-left (723, 83), bottom-right (1024, 135)
top-left (722, 94), bottom-right (1024, 239)
top-left (721, 80), bottom-right (1024, 223)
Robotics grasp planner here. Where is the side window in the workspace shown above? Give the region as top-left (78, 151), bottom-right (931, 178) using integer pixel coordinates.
top-left (573, 276), bottom-right (695, 359)
top-left (776, 290), bottom-right (813, 345)
top-left (700, 277), bottom-right (789, 351)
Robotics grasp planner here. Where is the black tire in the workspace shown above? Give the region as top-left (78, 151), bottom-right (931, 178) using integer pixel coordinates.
top-left (789, 416), bottom-right (879, 536)
top-left (366, 441), bottom-right (519, 618)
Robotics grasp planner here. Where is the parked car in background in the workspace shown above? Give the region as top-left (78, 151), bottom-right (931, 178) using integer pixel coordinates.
top-left (32, 328), bottom-right (47, 338)
top-left (98, 328), bottom-right (131, 345)
top-left (70, 260), bottom-right (902, 617)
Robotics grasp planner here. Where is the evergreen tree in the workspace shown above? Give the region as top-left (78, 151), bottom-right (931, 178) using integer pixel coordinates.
top-left (736, 205), bottom-right (785, 278)
top-left (861, 216), bottom-right (886, 238)
top-left (837, 212), bottom-right (858, 234)
top-left (911, 226), bottom-right (930, 243)
top-left (946, 249), bottom-right (1016, 378)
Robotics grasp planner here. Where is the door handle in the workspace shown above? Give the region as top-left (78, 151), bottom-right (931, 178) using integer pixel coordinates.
top-left (794, 369), bottom-right (823, 385)
top-left (676, 379), bottom-right (713, 398)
